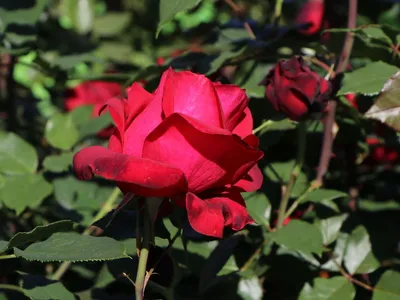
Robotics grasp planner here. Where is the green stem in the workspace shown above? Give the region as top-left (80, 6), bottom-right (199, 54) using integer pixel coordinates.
top-left (283, 182), bottom-right (320, 220)
top-left (135, 202), bottom-right (151, 300)
top-left (0, 284), bottom-right (26, 294)
top-left (273, 0), bottom-right (285, 25)
top-left (252, 120), bottom-right (274, 135)
top-left (0, 254), bottom-right (16, 260)
top-left (51, 187), bottom-right (120, 281)
top-left (276, 122), bottom-right (307, 229)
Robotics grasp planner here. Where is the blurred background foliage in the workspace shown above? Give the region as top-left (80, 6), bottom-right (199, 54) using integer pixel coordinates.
top-left (0, 0), bottom-right (399, 299)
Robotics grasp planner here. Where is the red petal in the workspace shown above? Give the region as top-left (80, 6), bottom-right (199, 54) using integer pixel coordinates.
top-left (125, 82), bottom-right (153, 124)
top-left (213, 84), bottom-right (249, 130)
top-left (73, 146), bottom-right (187, 197)
top-left (162, 69), bottom-right (224, 128)
top-left (232, 108), bottom-right (254, 139)
top-left (185, 192), bottom-right (253, 238)
top-left (122, 69), bottom-right (172, 156)
top-left (234, 164), bottom-right (263, 192)
top-left (143, 113), bottom-right (263, 193)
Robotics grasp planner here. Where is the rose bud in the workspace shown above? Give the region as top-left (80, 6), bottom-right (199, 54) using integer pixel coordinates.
top-left (262, 56), bottom-right (331, 121)
top-left (345, 93), bottom-right (358, 110)
top-left (65, 81), bottom-right (122, 138)
top-left (73, 68), bottom-right (264, 238)
top-left (296, 0), bottom-right (325, 35)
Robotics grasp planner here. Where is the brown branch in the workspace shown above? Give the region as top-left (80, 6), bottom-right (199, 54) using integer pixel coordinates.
top-left (314, 0), bottom-right (358, 186)
top-left (332, 260), bottom-right (374, 291)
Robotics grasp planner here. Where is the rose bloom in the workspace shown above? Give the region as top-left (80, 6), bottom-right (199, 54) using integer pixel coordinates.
top-left (65, 81), bottom-right (122, 138)
top-left (73, 68), bottom-right (264, 238)
top-left (262, 56), bottom-right (331, 121)
top-left (295, 0), bottom-right (325, 35)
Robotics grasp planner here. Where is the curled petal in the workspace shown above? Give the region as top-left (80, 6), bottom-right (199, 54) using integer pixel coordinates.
top-left (232, 108), bottom-right (254, 139)
top-left (233, 165), bottom-right (263, 192)
top-left (185, 192), bottom-right (253, 238)
top-left (143, 113), bottom-right (263, 193)
top-left (213, 84), bottom-right (249, 130)
top-left (73, 146), bottom-right (187, 197)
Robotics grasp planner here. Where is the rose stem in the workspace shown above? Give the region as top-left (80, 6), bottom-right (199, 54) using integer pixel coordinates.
top-left (314, 0), bottom-right (358, 187)
top-left (276, 121), bottom-right (308, 229)
top-left (51, 187), bottom-right (121, 281)
top-left (135, 201), bottom-right (151, 300)
top-left (273, 0), bottom-right (285, 25)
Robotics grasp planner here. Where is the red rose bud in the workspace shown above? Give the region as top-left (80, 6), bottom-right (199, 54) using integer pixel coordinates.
top-left (345, 93), bottom-right (358, 110)
top-left (262, 56), bottom-right (331, 121)
top-left (296, 0), bottom-right (325, 35)
top-left (64, 81), bottom-right (122, 138)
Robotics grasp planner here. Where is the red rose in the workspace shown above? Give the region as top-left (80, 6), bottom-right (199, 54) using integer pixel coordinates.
top-left (73, 68), bottom-right (264, 238)
top-left (296, 0), bottom-right (325, 36)
top-left (263, 56), bottom-right (331, 121)
top-left (65, 81), bottom-right (122, 138)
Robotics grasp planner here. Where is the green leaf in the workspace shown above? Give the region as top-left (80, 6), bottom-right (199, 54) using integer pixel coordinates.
top-left (93, 12), bottom-right (131, 37)
top-left (15, 232), bottom-right (128, 262)
top-left (68, 105), bottom-right (92, 126)
top-left (0, 132), bottom-right (38, 174)
top-left (78, 112), bottom-right (113, 139)
top-left (50, 53), bottom-right (102, 71)
top-left (202, 46), bottom-right (247, 76)
top-left (343, 226), bottom-right (380, 275)
top-left (199, 235), bottom-right (241, 293)
top-left (338, 61), bottom-right (398, 96)
top-left (318, 214), bottom-right (348, 245)
top-left (43, 153), bottom-right (74, 173)
top-left (299, 277), bottom-right (356, 300)
top-left (0, 0), bottom-right (49, 53)
top-left (373, 270), bottom-right (400, 300)
top-left (237, 277), bottom-right (263, 300)
top-left (2, 221), bottom-right (74, 251)
top-left (269, 220), bottom-right (323, 256)
top-left (157, 0), bottom-right (202, 37)
top-left (243, 192), bottom-right (271, 227)
top-left (240, 64), bottom-right (273, 98)
top-left (303, 189), bottom-right (348, 204)
top-left (45, 113), bottom-right (79, 150)
top-left (321, 233), bottom-right (349, 272)
top-left (264, 161), bottom-right (309, 198)
top-left (0, 240), bottom-right (8, 252)
top-left (1, 174), bottom-right (53, 215)
top-left (20, 273), bottom-right (75, 300)
top-left (359, 199), bottom-right (400, 211)
top-left (365, 70), bottom-right (400, 132)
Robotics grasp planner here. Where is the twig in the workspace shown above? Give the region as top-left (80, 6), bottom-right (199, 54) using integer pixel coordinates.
top-left (240, 240), bottom-right (268, 272)
top-left (273, 0), bottom-right (285, 25)
top-left (145, 228), bottom-right (181, 286)
top-left (276, 122), bottom-right (307, 229)
top-left (222, 0), bottom-right (256, 40)
top-left (314, 0), bottom-right (358, 186)
top-left (252, 120), bottom-right (275, 135)
top-left (283, 181), bottom-right (321, 220)
top-left (51, 188), bottom-right (121, 281)
top-left (332, 260), bottom-right (374, 291)
top-left (0, 254), bottom-right (16, 260)
top-left (0, 284), bottom-right (26, 294)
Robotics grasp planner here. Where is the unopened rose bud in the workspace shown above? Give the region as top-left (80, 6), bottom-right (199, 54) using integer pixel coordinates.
top-left (296, 0), bottom-right (325, 36)
top-left (262, 56), bottom-right (331, 121)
